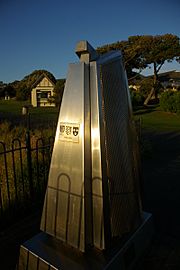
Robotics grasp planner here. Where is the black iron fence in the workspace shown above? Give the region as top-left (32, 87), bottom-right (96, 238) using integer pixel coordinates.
top-left (0, 134), bottom-right (54, 231)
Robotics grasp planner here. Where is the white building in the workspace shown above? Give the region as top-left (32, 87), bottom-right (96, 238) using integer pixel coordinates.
top-left (31, 74), bottom-right (56, 107)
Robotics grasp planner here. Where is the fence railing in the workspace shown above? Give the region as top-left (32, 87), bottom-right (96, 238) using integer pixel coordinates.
top-left (0, 134), bottom-right (54, 231)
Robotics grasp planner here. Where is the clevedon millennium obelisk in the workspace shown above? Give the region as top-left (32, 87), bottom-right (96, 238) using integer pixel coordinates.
top-left (17, 41), bottom-right (153, 270)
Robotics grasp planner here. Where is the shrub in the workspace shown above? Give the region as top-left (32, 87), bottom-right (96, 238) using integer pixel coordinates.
top-left (175, 92), bottom-right (180, 114)
top-left (160, 91), bottom-right (180, 113)
top-left (130, 90), bottom-right (145, 107)
top-left (160, 91), bottom-right (175, 112)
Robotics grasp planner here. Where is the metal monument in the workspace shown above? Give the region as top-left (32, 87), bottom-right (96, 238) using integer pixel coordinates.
top-left (17, 41), bottom-right (153, 270)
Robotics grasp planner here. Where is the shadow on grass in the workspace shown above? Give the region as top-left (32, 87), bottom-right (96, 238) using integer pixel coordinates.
top-left (137, 131), bottom-right (180, 270)
top-left (142, 131), bottom-right (180, 237)
top-left (133, 105), bottom-right (160, 116)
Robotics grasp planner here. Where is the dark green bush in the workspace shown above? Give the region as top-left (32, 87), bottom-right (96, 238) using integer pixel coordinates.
top-left (175, 91), bottom-right (180, 114)
top-left (130, 90), bottom-right (145, 107)
top-left (160, 91), bottom-right (180, 113)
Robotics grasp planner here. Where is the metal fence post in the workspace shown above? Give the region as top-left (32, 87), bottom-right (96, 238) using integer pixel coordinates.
top-left (25, 113), bottom-right (34, 198)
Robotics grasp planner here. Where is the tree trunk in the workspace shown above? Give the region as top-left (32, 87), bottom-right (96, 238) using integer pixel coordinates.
top-left (144, 62), bottom-right (158, 106)
top-left (144, 87), bottom-right (155, 106)
top-left (153, 62), bottom-right (158, 99)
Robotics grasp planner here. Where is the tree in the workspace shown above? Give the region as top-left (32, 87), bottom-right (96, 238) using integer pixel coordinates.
top-left (137, 77), bottom-right (163, 102)
top-left (16, 70), bottom-right (56, 100)
top-left (16, 82), bottom-right (30, 100)
top-left (53, 79), bottom-right (65, 106)
top-left (0, 84), bottom-right (16, 98)
top-left (97, 34), bottom-right (180, 105)
top-left (138, 77), bottom-right (154, 96)
top-left (23, 70), bottom-right (56, 89)
top-left (97, 39), bottom-right (146, 79)
top-left (129, 34), bottom-right (180, 105)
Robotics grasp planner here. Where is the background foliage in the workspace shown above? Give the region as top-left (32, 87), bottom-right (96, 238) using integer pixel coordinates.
top-left (160, 91), bottom-right (180, 114)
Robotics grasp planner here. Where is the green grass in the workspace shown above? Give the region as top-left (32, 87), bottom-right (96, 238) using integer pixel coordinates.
top-left (0, 99), bottom-right (30, 114)
top-left (30, 106), bottom-right (59, 119)
top-left (0, 99), bottom-right (59, 130)
top-left (1, 100), bottom-right (180, 134)
top-left (134, 105), bottom-right (180, 133)
top-left (0, 99), bottom-right (58, 117)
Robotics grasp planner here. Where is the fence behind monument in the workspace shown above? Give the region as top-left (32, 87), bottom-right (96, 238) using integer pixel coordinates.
top-left (0, 135), bottom-right (54, 231)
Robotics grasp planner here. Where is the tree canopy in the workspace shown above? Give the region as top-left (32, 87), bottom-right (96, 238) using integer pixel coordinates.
top-left (0, 84), bottom-right (16, 98)
top-left (97, 34), bottom-right (180, 104)
top-left (15, 70), bottom-right (56, 100)
top-left (97, 39), bottom-right (146, 79)
top-left (53, 79), bottom-right (66, 106)
top-left (22, 70), bottom-right (56, 89)
top-left (97, 34), bottom-right (179, 77)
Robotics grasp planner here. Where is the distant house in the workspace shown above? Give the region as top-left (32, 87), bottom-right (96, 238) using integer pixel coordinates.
top-left (129, 70), bottom-right (180, 92)
top-left (31, 74), bottom-right (56, 107)
top-left (157, 70), bottom-right (180, 90)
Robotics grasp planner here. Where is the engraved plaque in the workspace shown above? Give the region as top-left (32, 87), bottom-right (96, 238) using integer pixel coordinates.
top-left (59, 123), bottom-right (80, 143)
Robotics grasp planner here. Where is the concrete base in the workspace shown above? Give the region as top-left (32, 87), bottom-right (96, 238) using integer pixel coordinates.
top-left (16, 212), bottom-right (153, 270)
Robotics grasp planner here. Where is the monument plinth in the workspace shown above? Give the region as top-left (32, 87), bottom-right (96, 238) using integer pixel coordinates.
top-left (17, 41), bottom-right (153, 270)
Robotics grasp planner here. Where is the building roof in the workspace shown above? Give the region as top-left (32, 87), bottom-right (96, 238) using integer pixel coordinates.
top-left (158, 70), bottom-right (180, 81)
top-left (148, 70), bottom-right (180, 82)
top-left (32, 73), bottom-right (56, 88)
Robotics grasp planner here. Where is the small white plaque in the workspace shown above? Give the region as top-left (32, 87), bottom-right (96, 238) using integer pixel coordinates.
top-left (59, 122), bottom-right (80, 143)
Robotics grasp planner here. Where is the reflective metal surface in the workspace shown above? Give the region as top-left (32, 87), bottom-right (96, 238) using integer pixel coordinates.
top-left (17, 212), bottom-right (153, 270)
top-left (75, 40), bottom-right (98, 63)
top-left (16, 40), bottom-right (153, 270)
top-left (40, 41), bottom-right (142, 252)
top-left (89, 53), bottom-right (142, 249)
top-left (41, 62), bottom-right (88, 251)
top-left (90, 62), bottom-right (105, 249)
top-left (99, 57), bottom-right (141, 238)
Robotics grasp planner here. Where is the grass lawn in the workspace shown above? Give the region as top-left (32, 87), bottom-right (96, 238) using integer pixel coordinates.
top-left (0, 99), bottom-right (59, 117)
top-left (134, 105), bottom-right (180, 133)
top-left (0, 99), bottom-right (30, 114)
top-left (1, 100), bottom-right (180, 133)
top-left (0, 99), bottom-right (59, 129)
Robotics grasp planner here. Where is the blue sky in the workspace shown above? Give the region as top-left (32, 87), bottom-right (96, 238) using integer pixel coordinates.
top-left (0, 0), bottom-right (180, 83)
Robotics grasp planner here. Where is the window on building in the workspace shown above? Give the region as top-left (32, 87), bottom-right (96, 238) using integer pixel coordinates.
top-left (37, 91), bottom-right (52, 100)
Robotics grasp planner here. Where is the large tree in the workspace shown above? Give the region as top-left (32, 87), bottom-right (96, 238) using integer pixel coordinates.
top-left (97, 39), bottom-right (146, 79)
top-left (53, 79), bottom-right (66, 106)
top-left (97, 34), bottom-right (180, 105)
top-left (0, 84), bottom-right (16, 98)
top-left (131, 34), bottom-right (180, 105)
top-left (22, 70), bottom-right (56, 89)
top-left (16, 70), bottom-right (56, 100)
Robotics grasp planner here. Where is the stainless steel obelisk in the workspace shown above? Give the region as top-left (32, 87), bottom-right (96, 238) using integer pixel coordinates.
top-left (17, 41), bottom-right (153, 270)
top-left (40, 41), bottom-right (142, 252)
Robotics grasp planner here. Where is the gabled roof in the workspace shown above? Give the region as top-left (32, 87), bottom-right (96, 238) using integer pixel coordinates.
top-left (32, 73), bottom-right (56, 88)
